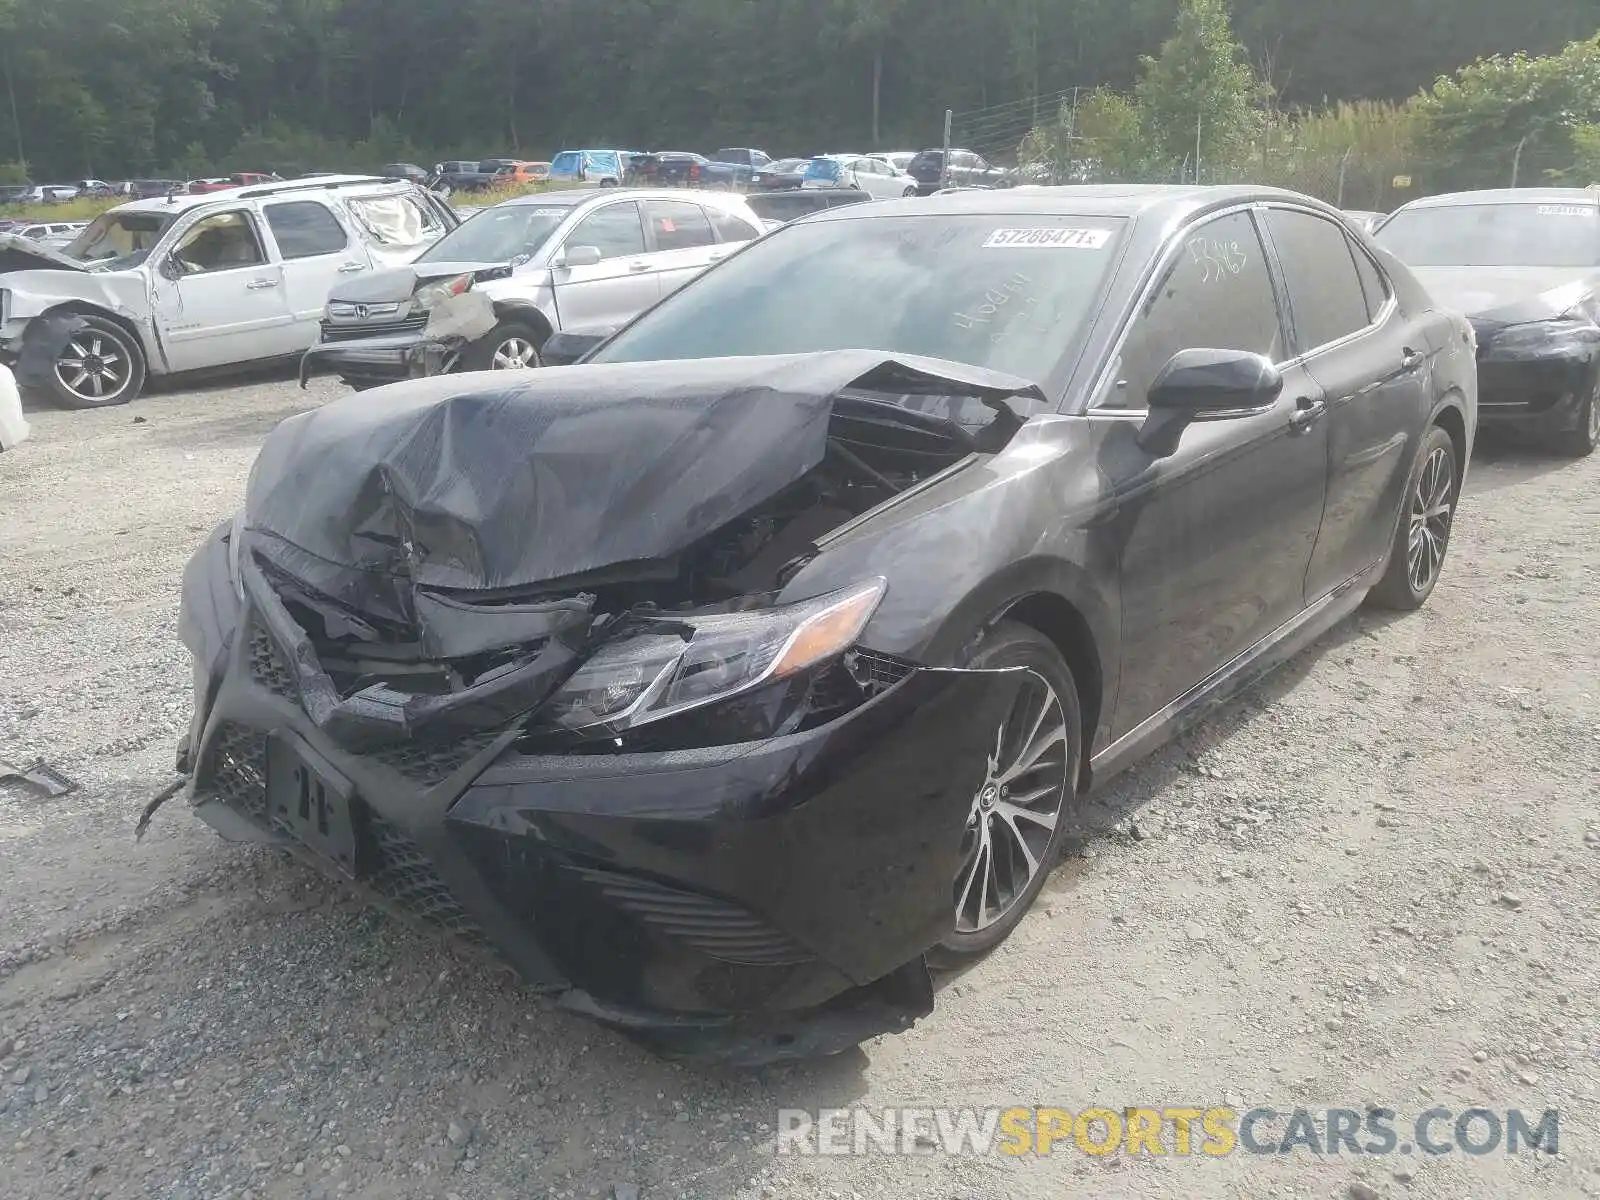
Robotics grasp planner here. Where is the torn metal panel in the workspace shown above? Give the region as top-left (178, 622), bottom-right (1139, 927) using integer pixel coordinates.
top-left (0, 758), bottom-right (79, 797)
top-left (420, 289), bottom-right (497, 342)
top-left (0, 233), bottom-right (90, 274)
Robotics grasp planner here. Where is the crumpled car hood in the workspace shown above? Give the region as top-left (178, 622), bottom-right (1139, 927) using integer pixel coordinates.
top-left (1410, 266), bottom-right (1597, 324)
top-left (327, 261), bottom-right (508, 305)
top-left (242, 350), bottom-right (1042, 618)
top-left (0, 233), bottom-right (90, 274)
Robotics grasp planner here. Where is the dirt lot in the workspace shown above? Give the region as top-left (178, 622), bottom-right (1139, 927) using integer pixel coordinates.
top-left (1, 375), bottom-right (1597, 1200)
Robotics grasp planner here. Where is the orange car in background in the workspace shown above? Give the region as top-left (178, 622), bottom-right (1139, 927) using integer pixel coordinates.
top-left (493, 161), bottom-right (551, 186)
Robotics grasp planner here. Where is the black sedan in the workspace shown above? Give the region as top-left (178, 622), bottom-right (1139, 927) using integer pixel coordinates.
top-left (166, 186), bottom-right (1476, 1064)
top-left (748, 157), bottom-right (811, 191)
top-left (1374, 188), bottom-right (1599, 456)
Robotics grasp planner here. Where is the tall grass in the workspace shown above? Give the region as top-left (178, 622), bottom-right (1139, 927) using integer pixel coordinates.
top-left (2, 196), bottom-right (121, 222)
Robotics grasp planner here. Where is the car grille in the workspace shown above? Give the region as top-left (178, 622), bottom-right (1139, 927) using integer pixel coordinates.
top-left (365, 730), bottom-right (502, 788)
top-left (318, 314), bottom-right (427, 342)
top-left (850, 649), bottom-right (916, 690)
top-left (364, 811), bottom-right (490, 946)
top-left (248, 621), bottom-right (298, 699)
top-left (197, 721), bottom-right (270, 825)
top-left (572, 867), bottom-right (813, 966)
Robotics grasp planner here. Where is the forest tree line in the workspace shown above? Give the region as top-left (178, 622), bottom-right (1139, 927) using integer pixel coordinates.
top-left (0, 0), bottom-right (1595, 183)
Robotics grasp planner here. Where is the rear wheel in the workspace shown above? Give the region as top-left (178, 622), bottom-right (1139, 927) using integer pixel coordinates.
top-left (462, 320), bottom-right (545, 372)
top-left (1367, 424), bottom-right (1457, 610)
top-left (1550, 372), bottom-right (1599, 457)
top-left (927, 622), bottom-right (1080, 969)
top-left (37, 315), bottom-right (147, 409)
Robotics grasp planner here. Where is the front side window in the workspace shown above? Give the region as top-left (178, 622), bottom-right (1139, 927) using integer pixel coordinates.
top-left (61, 210), bottom-right (175, 267)
top-left (264, 201), bottom-right (348, 259)
top-left (1266, 208), bottom-right (1371, 352)
top-left (647, 200), bottom-right (715, 251)
top-left (1106, 210), bottom-right (1284, 411)
top-left (591, 213), bottom-right (1126, 390)
top-left (566, 202), bottom-right (647, 259)
top-left (171, 212), bottom-right (267, 275)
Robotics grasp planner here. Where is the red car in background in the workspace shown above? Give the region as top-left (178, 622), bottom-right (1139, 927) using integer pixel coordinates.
top-left (188, 172), bottom-right (280, 194)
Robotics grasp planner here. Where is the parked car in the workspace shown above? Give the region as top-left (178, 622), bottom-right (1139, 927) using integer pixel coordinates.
top-left (130, 179), bottom-right (186, 200)
top-left (744, 188), bottom-right (874, 224)
top-left (382, 162), bottom-right (430, 184)
top-left (189, 173), bottom-right (281, 195)
top-left (173, 184), bottom-right (1474, 1064)
top-left (747, 157), bottom-right (811, 191)
top-left (630, 152), bottom-right (740, 190)
top-left (74, 179), bottom-right (117, 197)
top-left (428, 160), bottom-right (511, 196)
top-left (1373, 187), bottom-right (1598, 457)
top-left (34, 222), bottom-right (89, 249)
top-left (0, 176), bottom-right (459, 408)
top-left (301, 188), bottom-right (765, 389)
top-left (905, 148), bottom-right (1010, 195)
top-left (710, 147), bottom-right (774, 186)
top-left (873, 151), bottom-right (918, 173)
top-left (547, 149), bottom-right (625, 187)
top-left (492, 161), bottom-right (551, 186)
top-left (12, 185), bottom-right (80, 204)
top-left (0, 185), bottom-right (32, 207)
top-left (801, 154), bottom-right (917, 199)
top-left (9, 221), bottom-right (85, 244)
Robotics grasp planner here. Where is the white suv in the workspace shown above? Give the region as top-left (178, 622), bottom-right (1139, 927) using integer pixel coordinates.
top-left (0, 176), bottom-right (458, 407)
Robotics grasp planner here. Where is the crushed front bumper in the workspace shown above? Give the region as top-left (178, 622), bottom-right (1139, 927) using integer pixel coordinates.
top-left (298, 330), bottom-right (455, 388)
top-left (176, 528), bottom-right (1022, 1062)
top-left (1474, 332), bottom-right (1598, 436)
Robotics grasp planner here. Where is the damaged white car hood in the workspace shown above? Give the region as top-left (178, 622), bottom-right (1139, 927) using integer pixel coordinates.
top-left (0, 265), bottom-right (151, 323)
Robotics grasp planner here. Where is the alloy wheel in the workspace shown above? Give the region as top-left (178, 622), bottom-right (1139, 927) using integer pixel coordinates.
top-left (954, 670), bottom-right (1071, 933)
top-left (1406, 445), bottom-right (1454, 595)
top-left (490, 337), bottom-right (538, 369)
top-left (55, 332), bottom-right (130, 402)
top-left (1588, 381), bottom-right (1600, 441)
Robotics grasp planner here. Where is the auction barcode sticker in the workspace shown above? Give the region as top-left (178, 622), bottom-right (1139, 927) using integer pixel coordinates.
top-left (984, 227), bottom-right (1111, 249)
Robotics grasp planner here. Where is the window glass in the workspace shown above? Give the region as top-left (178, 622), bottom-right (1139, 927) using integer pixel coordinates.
top-left (1267, 208), bottom-right (1371, 351)
top-left (171, 212), bottom-right (266, 274)
top-left (1374, 202), bottom-right (1600, 268)
top-left (348, 194), bottom-right (443, 248)
top-left (264, 201), bottom-right (348, 258)
top-left (706, 206), bottom-right (762, 243)
top-left (1350, 241), bottom-right (1391, 322)
top-left (1107, 211), bottom-right (1284, 411)
top-left (566, 202), bottom-right (646, 259)
top-left (646, 199), bottom-right (715, 251)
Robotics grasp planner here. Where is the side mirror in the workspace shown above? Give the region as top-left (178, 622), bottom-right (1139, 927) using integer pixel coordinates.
top-left (1135, 348), bottom-right (1282, 457)
top-left (541, 325), bottom-right (618, 366)
top-left (560, 244), bottom-right (603, 268)
top-left (157, 254), bottom-right (183, 281)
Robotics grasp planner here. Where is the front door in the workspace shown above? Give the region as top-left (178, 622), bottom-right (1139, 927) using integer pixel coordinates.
top-left (1261, 206), bottom-right (1431, 599)
top-left (151, 209), bottom-right (292, 372)
top-left (550, 200), bottom-right (660, 329)
top-left (642, 198), bottom-right (721, 299)
top-left (261, 199), bottom-right (373, 354)
top-left (1093, 207), bottom-right (1330, 736)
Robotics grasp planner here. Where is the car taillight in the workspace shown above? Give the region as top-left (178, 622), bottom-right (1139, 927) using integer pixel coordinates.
top-left (690, 163), bottom-right (701, 179)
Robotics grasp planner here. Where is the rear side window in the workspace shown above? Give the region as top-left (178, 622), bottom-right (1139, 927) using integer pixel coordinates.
top-left (1266, 208), bottom-right (1372, 352)
top-left (1350, 242), bottom-right (1391, 322)
top-left (706, 206), bottom-right (762, 243)
top-left (647, 200), bottom-right (715, 251)
top-left (264, 201), bottom-right (348, 259)
top-left (1106, 210), bottom-right (1285, 411)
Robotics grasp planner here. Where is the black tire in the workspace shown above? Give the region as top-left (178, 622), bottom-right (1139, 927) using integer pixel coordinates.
top-left (461, 320), bottom-right (545, 372)
top-left (36, 314), bottom-right (147, 409)
top-left (901, 184), bottom-right (917, 197)
top-left (927, 621), bottom-right (1081, 969)
top-left (1550, 372), bottom-right (1599, 457)
top-left (1367, 424), bottom-right (1458, 611)
top-left (598, 178), bottom-right (618, 188)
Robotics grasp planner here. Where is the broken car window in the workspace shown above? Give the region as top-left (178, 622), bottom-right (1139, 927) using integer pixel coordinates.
top-left (347, 193), bottom-right (442, 248)
top-left (590, 213), bottom-right (1126, 387)
top-left (1375, 202), bottom-right (1600, 268)
top-left (60, 210), bottom-right (176, 268)
top-left (171, 212), bottom-right (267, 274)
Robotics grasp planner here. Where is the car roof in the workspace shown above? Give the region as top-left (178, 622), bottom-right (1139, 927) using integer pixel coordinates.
top-left (108, 175), bottom-right (416, 215)
top-left (797, 183), bottom-right (1319, 224)
top-left (500, 186), bottom-right (756, 211)
top-left (1396, 187), bottom-right (1599, 210)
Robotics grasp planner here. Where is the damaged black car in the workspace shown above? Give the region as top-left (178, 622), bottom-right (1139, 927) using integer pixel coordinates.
top-left (169, 187), bottom-right (1477, 1064)
top-left (1375, 187), bottom-right (1600, 456)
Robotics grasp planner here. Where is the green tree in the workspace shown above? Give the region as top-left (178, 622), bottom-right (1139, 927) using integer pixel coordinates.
top-left (1133, 0), bottom-right (1264, 180)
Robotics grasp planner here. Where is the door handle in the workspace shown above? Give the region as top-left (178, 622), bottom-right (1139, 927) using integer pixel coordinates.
top-left (708, 250), bottom-right (727, 261)
top-left (337, 262), bottom-right (365, 273)
top-left (246, 278), bottom-right (279, 290)
top-left (1400, 347), bottom-right (1424, 371)
top-left (1288, 397), bottom-right (1326, 431)
top-left (627, 261), bottom-right (651, 272)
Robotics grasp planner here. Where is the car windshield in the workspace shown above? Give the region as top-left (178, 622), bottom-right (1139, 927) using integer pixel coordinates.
top-left (1375, 202), bottom-right (1600, 268)
top-left (591, 213), bottom-right (1126, 387)
top-left (416, 203), bottom-right (571, 264)
top-left (804, 158), bottom-right (842, 182)
top-left (60, 209), bottom-right (177, 268)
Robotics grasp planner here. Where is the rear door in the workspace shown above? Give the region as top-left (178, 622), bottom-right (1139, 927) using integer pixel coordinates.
top-left (550, 199), bottom-right (658, 327)
top-left (151, 207), bottom-right (292, 371)
top-left (260, 199), bottom-right (372, 353)
top-left (1094, 206), bottom-right (1330, 734)
top-left (1262, 205), bottom-right (1429, 601)
top-left (643, 198), bottom-right (720, 298)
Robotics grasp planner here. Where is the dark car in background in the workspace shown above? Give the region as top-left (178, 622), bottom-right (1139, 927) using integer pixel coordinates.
top-left (174, 185), bottom-right (1474, 1065)
top-left (630, 152), bottom-right (740, 190)
top-left (383, 162), bottom-right (430, 184)
top-left (906, 148), bottom-right (1010, 195)
top-left (744, 187), bottom-right (873, 224)
top-left (1375, 187), bottom-right (1599, 456)
top-left (710, 148), bottom-right (773, 187)
top-left (748, 157), bottom-right (811, 191)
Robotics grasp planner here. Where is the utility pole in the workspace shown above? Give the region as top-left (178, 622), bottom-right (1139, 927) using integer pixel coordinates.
top-left (1337, 146), bottom-right (1353, 208)
top-left (1194, 108), bottom-right (1203, 184)
top-left (941, 108), bottom-right (952, 190)
top-left (2, 46), bottom-right (24, 172)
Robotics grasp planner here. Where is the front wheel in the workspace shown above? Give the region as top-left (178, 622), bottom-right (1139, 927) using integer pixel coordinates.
top-left (462, 320), bottom-right (545, 372)
top-left (36, 314), bottom-right (148, 409)
top-left (928, 621), bottom-right (1080, 969)
top-left (1367, 424), bottom-right (1458, 610)
top-left (1550, 372), bottom-right (1599, 457)
top-left (902, 184), bottom-right (917, 197)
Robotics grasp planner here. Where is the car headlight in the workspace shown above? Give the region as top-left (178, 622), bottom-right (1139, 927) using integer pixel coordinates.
top-left (1487, 314), bottom-right (1600, 352)
top-left (415, 272), bottom-right (472, 310)
top-left (226, 509), bottom-right (245, 601)
top-left (537, 578), bottom-right (887, 733)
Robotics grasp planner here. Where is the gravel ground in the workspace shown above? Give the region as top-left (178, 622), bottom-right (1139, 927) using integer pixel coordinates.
top-left (1, 375), bottom-right (1597, 1200)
